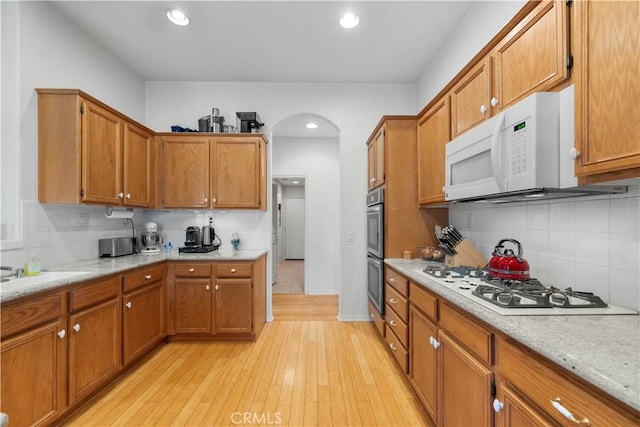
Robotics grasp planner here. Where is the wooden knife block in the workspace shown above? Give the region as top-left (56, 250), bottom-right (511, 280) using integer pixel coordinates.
top-left (445, 239), bottom-right (488, 268)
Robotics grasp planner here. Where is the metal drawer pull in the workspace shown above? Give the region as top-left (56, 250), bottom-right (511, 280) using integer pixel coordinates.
top-left (206, 285), bottom-right (210, 291)
top-left (390, 278), bottom-right (396, 282)
top-left (73, 323), bottom-right (80, 332)
top-left (389, 342), bottom-right (397, 351)
top-left (230, 268), bottom-right (237, 273)
top-left (145, 274), bottom-right (152, 279)
top-left (389, 320), bottom-right (398, 327)
top-left (389, 298), bottom-right (397, 304)
top-left (370, 313), bottom-right (375, 319)
top-left (550, 398), bottom-right (591, 426)
top-left (58, 330), bottom-right (66, 339)
top-left (126, 302), bottom-right (132, 309)
top-left (493, 399), bottom-right (504, 412)
top-left (188, 268), bottom-right (195, 272)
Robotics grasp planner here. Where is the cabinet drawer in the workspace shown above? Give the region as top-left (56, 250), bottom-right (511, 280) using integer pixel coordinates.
top-left (385, 304), bottom-right (408, 349)
top-left (174, 263), bottom-right (212, 277)
top-left (497, 337), bottom-right (638, 426)
top-left (123, 263), bottom-right (166, 293)
top-left (385, 327), bottom-right (408, 374)
top-left (386, 268), bottom-right (409, 296)
top-left (368, 300), bottom-right (385, 338)
top-left (439, 302), bottom-right (492, 364)
top-left (410, 282), bottom-right (437, 321)
top-left (69, 276), bottom-right (120, 313)
top-left (216, 262), bottom-right (252, 278)
top-left (1, 292), bottom-right (64, 339)
top-left (385, 284), bottom-right (408, 322)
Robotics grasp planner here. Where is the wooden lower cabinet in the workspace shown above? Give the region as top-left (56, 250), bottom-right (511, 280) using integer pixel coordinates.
top-left (214, 278), bottom-right (252, 334)
top-left (68, 297), bottom-right (122, 404)
top-left (174, 278), bottom-right (213, 334)
top-left (123, 280), bottom-right (165, 366)
top-left (0, 320), bottom-right (67, 426)
top-left (409, 305), bottom-right (438, 422)
top-left (494, 382), bottom-right (554, 427)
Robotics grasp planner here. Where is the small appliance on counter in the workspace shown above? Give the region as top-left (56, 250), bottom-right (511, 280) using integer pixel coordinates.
top-left (184, 226), bottom-right (201, 246)
top-left (236, 112), bottom-right (264, 133)
top-left (178, 222), bottom-right (221, 254)
top-left (139, 222), bottom-right (162, 254)
top-left (99, 237), bottom-right (136, 257)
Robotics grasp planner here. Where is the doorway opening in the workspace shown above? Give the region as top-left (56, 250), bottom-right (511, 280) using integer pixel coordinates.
top-left (272, 177), bottom-right (305, 294)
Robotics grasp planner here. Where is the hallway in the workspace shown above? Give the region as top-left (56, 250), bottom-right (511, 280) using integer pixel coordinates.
top-left (273, 260), bottom-right (304, 294)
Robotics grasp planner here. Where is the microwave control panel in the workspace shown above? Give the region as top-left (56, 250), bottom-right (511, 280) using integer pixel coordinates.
top-left (510, 120), bottom-right (529, 176)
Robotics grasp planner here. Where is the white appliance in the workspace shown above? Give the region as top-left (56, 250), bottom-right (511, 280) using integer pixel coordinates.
top-left (444, 85), bottom-right (625, 202)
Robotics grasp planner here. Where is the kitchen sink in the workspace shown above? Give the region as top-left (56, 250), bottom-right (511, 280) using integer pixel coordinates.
top-left (0, 271), bottom-right (90, 287)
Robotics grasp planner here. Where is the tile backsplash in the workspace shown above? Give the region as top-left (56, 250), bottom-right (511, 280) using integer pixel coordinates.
top-left (449, 186), bottom-right (640, 311)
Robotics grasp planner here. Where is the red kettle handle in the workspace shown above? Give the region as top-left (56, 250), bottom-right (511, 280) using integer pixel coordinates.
top-left (493, 239), bottom-right (524, 262)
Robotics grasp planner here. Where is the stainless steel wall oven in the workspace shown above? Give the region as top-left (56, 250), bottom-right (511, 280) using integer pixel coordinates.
top-left (367, 188), bottom-right (384, 314)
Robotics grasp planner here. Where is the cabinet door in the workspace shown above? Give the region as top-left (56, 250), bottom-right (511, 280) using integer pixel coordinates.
top-left (214, 278), bottom-right (252, 334)
top-left (68, 298), bottom-right (121, 404)
top-left (81, 100), bottom-right (122, 205)
top-left (174, 279), bottom-right (212, 334)
top-left (450, 57), bottom-right (492, 138)
top-left (439, 330), bottom-right (493, 427)
top-left (409, 306), bottom-right (438, 424)
top-left (373, 126), bottom-right (386, 188)
top-left (211, 137), bottom-right (263, 209)
top-left (574, 0), bottom-right (640, 180)
top-left (123, 281), bottom-right (164, 366)
top-left (493, 0), bottom-right (569, 111)
top-left (494, 382), bottom-right (554, 427)
top-left (0, 320), bottom-right (67, 427)
top-left (367, 141), bottom-right (376, 191)
top-left (123, 121), bottom-right (155, 208)
top-left (162, 137), bottom-right (210, 208)
top-left (417, 97), bottom-right (450, 206)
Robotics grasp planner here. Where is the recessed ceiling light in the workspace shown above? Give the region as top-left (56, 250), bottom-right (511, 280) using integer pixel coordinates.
top-left (166, 8), bottom-right (190, 26)
top-left (339, 12), bottom-right (359, 29)
top-left (292, 181), bottom-right (300, 184)
top-left (306, 122), bottom-right (318, 129)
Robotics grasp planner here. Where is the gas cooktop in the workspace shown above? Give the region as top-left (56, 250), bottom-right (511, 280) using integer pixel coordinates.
top-left (415, 265), bottom-right (636, 316)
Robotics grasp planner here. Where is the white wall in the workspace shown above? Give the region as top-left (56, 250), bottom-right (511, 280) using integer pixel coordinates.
top-left (449, 188), bottom-right (640, 311)
top-left (0, 2), bottom-right (146, 267)
top-left (416, 0), bottom-right (526, 109)
top-left (145, 82), bottom-right (417, 320)
top-left (273, 138), bottom-right (339, 295)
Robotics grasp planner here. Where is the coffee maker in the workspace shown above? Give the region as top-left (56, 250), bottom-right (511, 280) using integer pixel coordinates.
top-left (139, 222), bottom-right (162, 254)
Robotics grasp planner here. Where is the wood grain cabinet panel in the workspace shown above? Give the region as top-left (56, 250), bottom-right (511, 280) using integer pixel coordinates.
top-left (450, 57), bottom-right (493, 138)
top-left (417, 97), bottom-right (450, 206)
top-left (123, 279), bottom-right (165, 366)
top-left (0, 320), bottom-right (67, 427)
top-left (174, 278), bottom-right (213, 334)
top-left (494, 381), bottom-right (555, 427)
top-left (409, 305), bottom-right (438, 423)
top-left (214, 278), bottom-right (253, 334)
top-left (68, 298), bottom-right (121, 405)
top-left (367, 125), bottom-right (386, 190)
top-left (574, 0), bottom-right (640, 182)
top-left (122, 121), bottom-right (155, 208)
top-left (162, 137), bottom-right (210, 208)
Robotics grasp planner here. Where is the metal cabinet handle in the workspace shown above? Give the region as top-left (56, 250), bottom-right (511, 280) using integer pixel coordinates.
top-left (389, 320), bottom-right (398, 327)
top-left (370, 178), bottom-right (375, 183)
top-left (212, 198), bottom-right (216, 203)
top-left (389, 298), bottom-right (397, 304)
top-left (58, 329), bottom-right (66, 339)
top-left (480, 104), bottom-right (488, 114)
top-left (206, 285), bottom-right (210, 291)
top-left (126, 193), bottom-right (131, 199)
top-left (370, 313), bottom-right (375, 319)
top-left (569, 147), bottom-right (581, 159)
top-left (126, 302), bottom-right (132, 309)
top-left (550, 398), bottom-right (591, 425)
top-left (490, 97), bottom-right (499, 107)
top-left (205, 198), bottom-right (209, 203)
top-left (429, 336), bottom-right (434, 345)
top-left (493, 399), bottom-right (504, 413)
top-left (389, 278), bottom-right (396, 283)
top-left (188, 268), bottom-right (195, 273)
top-left (389, 342), bottom-right (397, 351)
top-left (73, 323), bottom-right (80, 332)
top-left (118, 192), bottom-right (124, 198)
top-left (145, 274), bottom-right (152, 280)
top-left (215, 285), bottom-right (219, 291)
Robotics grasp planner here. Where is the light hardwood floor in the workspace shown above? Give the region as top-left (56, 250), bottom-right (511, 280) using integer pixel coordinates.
top-left (64, 296), bottom-right (428, 426)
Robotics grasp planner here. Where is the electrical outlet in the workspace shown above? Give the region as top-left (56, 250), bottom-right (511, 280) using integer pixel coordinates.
top-left (76, 213), bottom-right (89, 227)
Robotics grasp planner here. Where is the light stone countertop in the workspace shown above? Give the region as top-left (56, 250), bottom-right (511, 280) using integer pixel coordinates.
top-left (385, 258), bottom-right (640, 412)
top-left (0, 249), bottom-right (267, 303)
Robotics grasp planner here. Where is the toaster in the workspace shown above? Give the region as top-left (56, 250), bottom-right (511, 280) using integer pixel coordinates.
top-left (99, 237), bottom-right (136, 257)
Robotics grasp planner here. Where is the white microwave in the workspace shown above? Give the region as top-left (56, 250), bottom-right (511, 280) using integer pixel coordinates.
top-left (445, 87), bottom-right (576, 202)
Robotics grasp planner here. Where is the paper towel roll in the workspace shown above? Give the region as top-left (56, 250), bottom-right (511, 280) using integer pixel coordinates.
top-left (104, 207), bottom-right (134, 219)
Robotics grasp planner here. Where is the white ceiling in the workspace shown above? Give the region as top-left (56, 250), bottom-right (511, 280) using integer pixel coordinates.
top-left (50, 1), bottom-right (475, 84)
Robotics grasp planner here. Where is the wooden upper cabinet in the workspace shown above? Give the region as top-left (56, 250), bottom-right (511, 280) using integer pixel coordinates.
top-left (162, 137), bottom-right (210, 208)
top-left (37, 89), bottom-right (156, 207)
top-left (123, 121), bottom-right (155, 208)
top-left (573, 0), bottom-right (640, 183)
top-left (211, 136), bottom-right (266, 210)
top-left (367, 126), bottom-right (386, 190)
top-left (417, 97), bottom-right (450, 206)
top-left (450, 57), bottom-right (493, 138)
top-left (492, 0), bottom-right (569, 111)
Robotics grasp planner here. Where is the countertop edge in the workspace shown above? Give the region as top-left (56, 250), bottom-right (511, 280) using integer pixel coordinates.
top-left (384, 258), bottom-right (640, 413)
